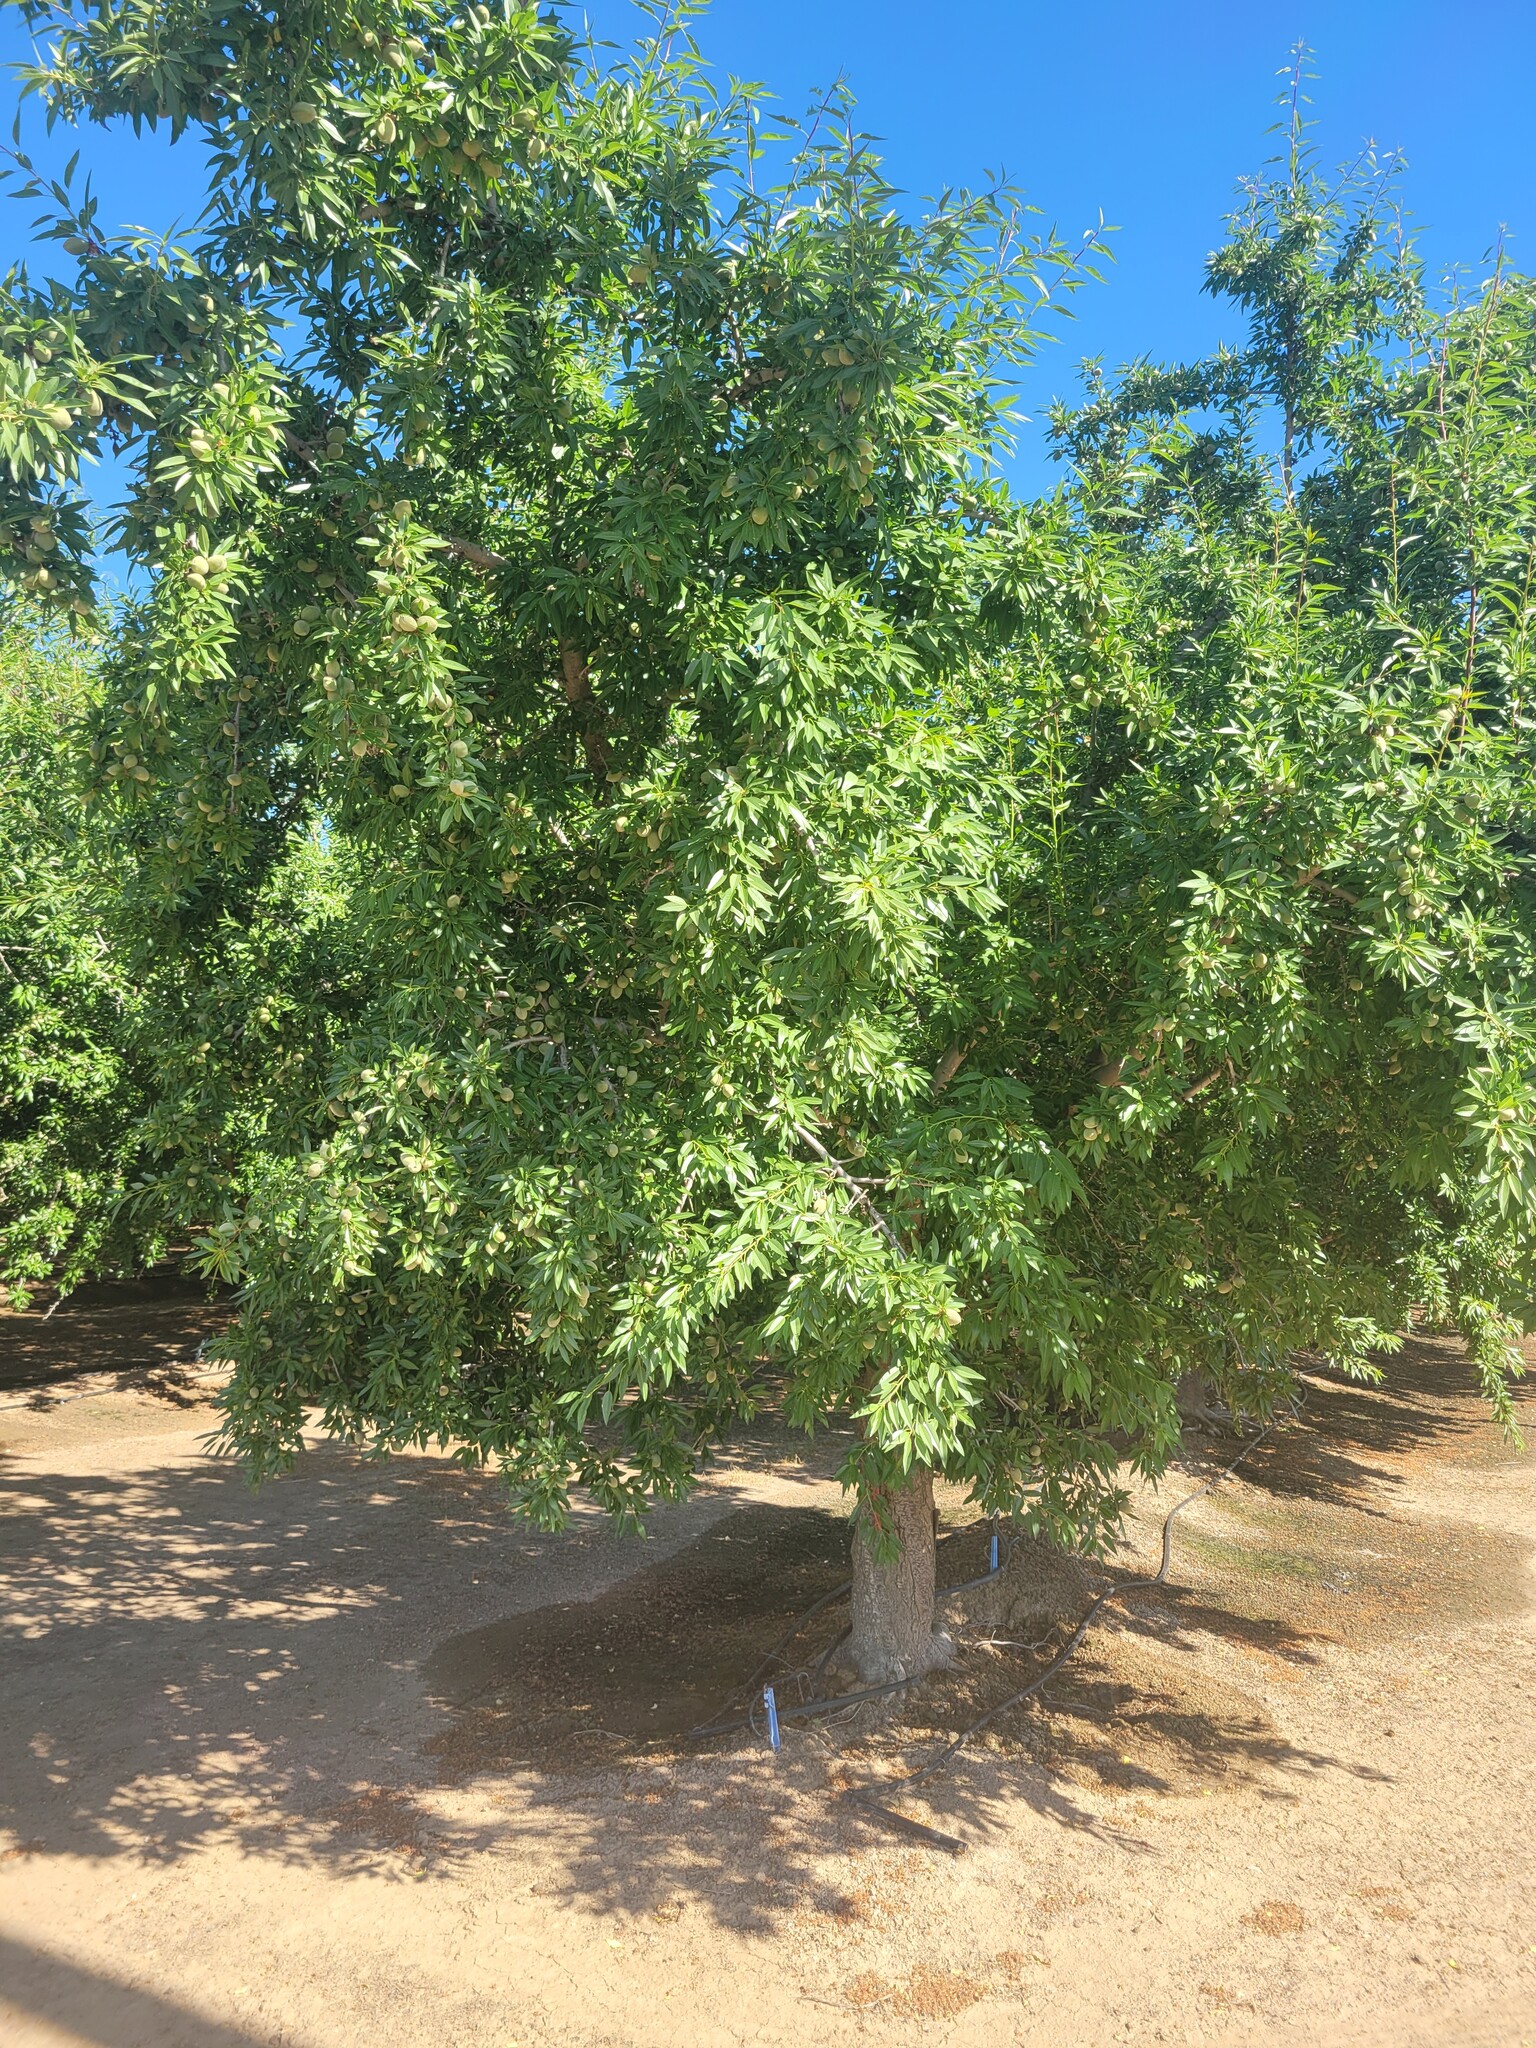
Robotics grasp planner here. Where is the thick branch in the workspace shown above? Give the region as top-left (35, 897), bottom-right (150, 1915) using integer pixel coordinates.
top-left (723, 362), bottom-right (788, 406)
top-left (444, 535), bottom-right (511, 571)
top-left (931, 1042), bottom-right (969, 1096)
top-left (559, 640), bottom-right (611, 778)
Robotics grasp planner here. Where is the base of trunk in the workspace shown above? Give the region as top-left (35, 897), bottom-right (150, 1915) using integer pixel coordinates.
top-left (1176, 1368), bottom-right (1232, 1432)
top-left (847, 1465), bottom-right (951, 1685)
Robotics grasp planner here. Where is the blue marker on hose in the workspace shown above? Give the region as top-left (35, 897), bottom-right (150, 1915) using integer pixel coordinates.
top-left (763, 1684), bottom-right (782, 1752)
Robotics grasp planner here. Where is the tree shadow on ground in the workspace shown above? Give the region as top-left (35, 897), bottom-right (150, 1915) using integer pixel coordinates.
top-left (1098, 1577), bottom-right (1336, 1664)
top-left (459, 1636), bottom-right (1391, 1934)
top-left (2, 1330), bottom-right (1523, 1936)
top-left (0, 1433), bottom-right (1374, 1933)
top-left (0, 1291), bottom-right (233, 1399)
top-left (1190, 1332), bottom-right (1518, 1517)
top-left (0, 1439), bottom-right (768, 1878)
top-left (404, 1489), bottom-right (1405, 1929)
top-left (0, 1933), bottom-right (280, 2048)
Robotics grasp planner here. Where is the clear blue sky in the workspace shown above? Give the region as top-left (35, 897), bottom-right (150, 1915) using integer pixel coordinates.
top-left (1, 0), bottom-right (1532, 489)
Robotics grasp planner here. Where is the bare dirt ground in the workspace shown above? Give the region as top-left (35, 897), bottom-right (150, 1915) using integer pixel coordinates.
top-left (0, 1274), bottom-right (231, 1398)
top-left (2, 1319), bottom-right (1535, 2048)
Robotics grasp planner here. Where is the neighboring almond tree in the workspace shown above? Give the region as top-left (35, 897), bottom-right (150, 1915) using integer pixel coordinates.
top-left (0, 602), bottom-right (366, 1308)
top-left (1, 8), bottom-right (1532, 1682)
top-left (0, 610), bottom-right (156, 1302)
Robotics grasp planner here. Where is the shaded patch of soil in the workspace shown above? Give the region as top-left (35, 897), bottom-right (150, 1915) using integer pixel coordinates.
top-left (319, 1784), bottom-right (436, 1860)
top-left (420, 1345), bottom-right (1534, 1824)
top-left (1014, 1635), bottom-right (1309, 1798)
top-left (422, 1503), bottom-right (860, 1773)
top-left (1206, 1335), bottom-right (1533, 1508)
top-left (6, 1326), bottom-right (1536, 2048)
top-left (421, 1507), bottom-right (1035, 1786)
top-left (809, 1607), bottom-right (1317, 1807)
top-left (420, 1500), bottom-right (1314, 1805)
top-left (922, 1405), bottom-right (1533, 1798)
top-left (0, 1271), bottom-right (231, 1399)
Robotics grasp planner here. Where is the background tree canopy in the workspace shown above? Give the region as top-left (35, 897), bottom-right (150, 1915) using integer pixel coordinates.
top-left (0, 3), bottom-right (1532, 1677)
top-left (0, 608), bottom-right (156, 1300)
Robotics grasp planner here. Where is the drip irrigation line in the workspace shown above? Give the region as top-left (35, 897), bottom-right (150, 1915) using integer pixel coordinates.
top-left (935, 1530), bottom-right (1015, 1601)
top-left (696, 1668), bottom-right (917, 1741)
top-left (694, 1518), bottom-right (1011, 1738)
top-left (841, 1400), bottom-right (1303, 1851)
top-left (839, 1801), bottom-right (970, 1855)
top-left (730, 1575), bottom-right (853, 1708)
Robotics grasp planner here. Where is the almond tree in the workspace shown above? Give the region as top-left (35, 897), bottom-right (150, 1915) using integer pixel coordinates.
top-left (3, 7), bottom-right (1532, 1682)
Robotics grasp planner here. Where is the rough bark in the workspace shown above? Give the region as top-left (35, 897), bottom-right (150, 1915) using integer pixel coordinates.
top-left (847, 1465), bottom-right (950, 1685)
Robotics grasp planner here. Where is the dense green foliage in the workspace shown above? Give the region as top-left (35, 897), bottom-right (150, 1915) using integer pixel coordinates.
top-left (0, 9), bottom-right (1532, 1571)
top-left (0, 611), bottom-right (154, 1301)
top-left (1045, 142), bottom-right (1536, 1432)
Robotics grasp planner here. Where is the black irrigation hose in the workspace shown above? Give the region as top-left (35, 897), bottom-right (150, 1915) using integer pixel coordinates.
top-left (842, 1401), bottom-right (1303, 1852)
top-left (694, 1668), bottom-right (916, 1741)
top-left (729, 1574), bottom-right (854, 1708)
top-left (693, 1519), bottom-right (1012, 1739)
top-left (934, 1537), bottom-right (1019, 1601)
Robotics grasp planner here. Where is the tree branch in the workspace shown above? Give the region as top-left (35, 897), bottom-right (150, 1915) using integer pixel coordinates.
top-left (793, 1123), bottom-right (905, 1254)
top-left (1181, 1067), bottom-right (1225, 1103)
top-left (559, 641), bottom-right (611, 778)
top-left (281, 426), bottom-right (319, 473)
top-left (723, 362), bottom-right (788, 406)
top-left (1296, 863), bottom-right (1359, 905)
top-left (444, 536), bottom-right (510, 571)
top-left (931, 1042), bottom-right (969, 1095)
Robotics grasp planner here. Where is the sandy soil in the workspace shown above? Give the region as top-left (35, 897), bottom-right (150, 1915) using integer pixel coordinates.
top-left (2, 1328), bottom-right (1534, 2048)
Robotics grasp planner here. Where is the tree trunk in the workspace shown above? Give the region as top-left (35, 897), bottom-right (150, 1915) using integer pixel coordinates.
top-left (1176, 1368), bottom-right (1229, 1431)
top-left (847, 1464), bottom-right (950, 1685)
